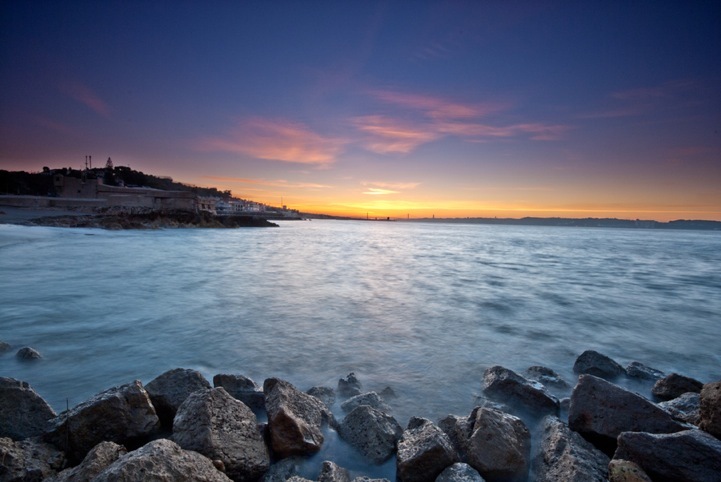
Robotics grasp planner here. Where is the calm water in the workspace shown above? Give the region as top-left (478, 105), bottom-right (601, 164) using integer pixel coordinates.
top-left (2, 220), bottom-right (720, 475)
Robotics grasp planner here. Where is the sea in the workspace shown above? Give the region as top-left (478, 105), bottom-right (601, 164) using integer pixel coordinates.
top-left (1, 219), bottom-right (720, 477)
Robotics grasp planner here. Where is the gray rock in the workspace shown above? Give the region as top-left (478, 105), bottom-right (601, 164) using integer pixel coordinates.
top-left (287, 477), bottom-right (314, 482)
top-left (15, 346), bottom-right (42, 360)
top-left (338, 373), bottom-right (362, 399)
top-left (531, 415), bottom-right (609, 482)
top-left (172, 387), bottom-right (269, 482)
top-left (319, 460), bottom-right (351, 482)
top-left (47, 441), bottom-right (127, 482)
top-left (379, 386), bottom-right (397, 400)
top-left (0, 341), bottom-right (11, 353)
top-left (94, 438), bottom-right (232, 481)
top-left (435, 463), bottom-right (485, 482)
top-left (340, 392), bottom-right (391, 414)
top-left (260, 457), bottom-right (303, 482)
top-left (263, 378), bottom-right (335, 458)
top-left (614, 429), bottom-right (721, 482)
top-left (338, 405), bottom-right (402, 464)
top-left (482, 366), bottom-right (559, 418)
top-left (568, 375), bottom-right (688, 452)
top-left (699, 380), bottom-right (721, 438)
top-left (396, 417), bottom-right (459, 482)
top-left (307, 387), bottom-right (336, 411)
top-left (352, 478), bottom-right (391, 482)
top-left (608, 459), bottom-right (652, 482)
top-left (525, 366), bottom-right (570, 390)
top-left (214, 374), bottom-right (266, 412)
top-left (0, 377), bottom-right (57, 440)
top-left (0, 436), bottom-right (66, 481)
top-left (145, 368), bottom-right (212, 429)
top-left (43, 380), bottom-right (160, 464)
top-left (625, 361), bottom-right (664, 381)
top-left (652, 373), bottom-right (703, 401)
top-left (658, 392), bottom-right (700, 424)
top-left (438, 414), bottom-right (474, 460)
top-left (573, 350), bottom-right (625, 379)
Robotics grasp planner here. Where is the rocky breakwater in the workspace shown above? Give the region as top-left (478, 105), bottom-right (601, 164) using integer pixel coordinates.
top-left (1, 351), bottom-right (720, 481)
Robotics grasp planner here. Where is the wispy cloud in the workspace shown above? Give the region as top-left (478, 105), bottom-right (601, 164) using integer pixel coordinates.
top-left (364, 181), bottom-right (420, 190)
top-left (197, 118), bottom-right (347, 165)
top-left (204, 175), bottom-right (331, 190)
top-left (60, 82), bottom-right (111, 118)
top-left (352, 115), bottom-right (440, 154)
top-left (369, 89), bottom-right (505, 120)
top-left (363, 188), bottom-right (400, 195)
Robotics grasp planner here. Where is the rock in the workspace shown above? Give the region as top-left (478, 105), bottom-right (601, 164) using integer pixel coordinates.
top-left (352, 478), bottom-right (390, 482)
top-left (338, 373), bottom-right (362, 399)
top-left (438, 414), bottom-right (474, 460)
top-left (172, 387), bottom-right (269, 481)
top-left (568, 375), bottom-right (688, 453)
top-left (260, 457), bottom-right (303, 482)
top-left (379, 386), bottom-right (397, 400)
top-left (525, 366), bottom-right (570, 390)
top-left (15, 346), bottom-right (42, 360)
top-left (573, 350), bottom-right (625, 379)
top-left (340, 392), bottom-right (391, 414)
top-left (0, 377), bottom-right (57, 440)
top-left (531, 415), bottom-right (609, 481)
top-left (614, 429), bottom-right (721, 482)
top-left (435, 463), bottom-right (485, 482)
top-left (214, 374), bottom-right (266, 412)
top-left (652, 373), bottom-right (704, 401)
top-left (396, 417), bottom-right (459, 482)
top-left (0, 436), bottom-right (66, 481)
top-left (658, 392), bottom-right (700, 424)
top-left (307, 387), bottom-right (336, 411)
top-left (625, 361), bottom-right (664, 381)
top-left (145, 368), bottom-right (212, 429)
top-left (0, 341), bottom-right (11, 353)
top-left (287, 477), bottom-right (314, 482)
top-left (319, 460), bottom-right (351, 482)
top-left (608, 459), bottom-right (652, 482)
top-left (263, 378), bottom-right (335, 458)
top-left (93, 438), bottom-right (232, 481)
top-left (482, 366), bottom-right (559, 418)
top-left (699, 380), bottom-right (721, 438)
top-left (47, 441), bottom-right (127, 482)
top-left (338, 405), bottom-right (403, 464)
top-left (43, 380), bottom-right (160, 464)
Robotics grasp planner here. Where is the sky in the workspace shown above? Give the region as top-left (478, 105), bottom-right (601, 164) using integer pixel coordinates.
top-left (1, 1), bottom-right (720, 220)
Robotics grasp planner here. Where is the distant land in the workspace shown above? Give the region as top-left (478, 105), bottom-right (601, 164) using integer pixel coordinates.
top-left (403, 216), bottom-right (721, 231)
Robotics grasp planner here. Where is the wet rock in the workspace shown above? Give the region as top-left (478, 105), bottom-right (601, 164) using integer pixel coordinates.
top-left (625, 361), bottom-right (664, 381)
top-left (531, 415), bottom-right (609, 482)
top-left (568, 375), bottom-right (688, 453)
top-left (263, 378), bottom-right (336, 458)
top-left (435, 463), bottom-right (485, 482)
top-left (699, 380), bottom-right (721, 438)
top-left (0, 436), bottom-right (66, 481)
top-left (396, 417), bottom-right (459, 482)
top-left (525, 366), bottom-right (570, 390)
top-left (287, 477), bottom-right (314, 482)
top-left (15, 346), bottom-right (42, 361)
top-left (172, 387), bottom-right (270, 482)
top-left (47, 441), bottom-right (127, 482)
top-left (319, 460), bottom-right (351, 482)
top-left (260, 457), bottom-right (303, 482)
top-left (307, 387), bottom-right (335, 411)
top-left (338, 405), bottom-right (402, 464)
top-left (658, 392), bottom-right (700, 425)
top-left (379, 386), bottom-right (397, 401)
top-left (573, 350), bottom-right (625, 380)
top-left (340, 392), bottom-right (391, 414)
top-left (0, 341), bottom-right (11, 353)
top-left (608, 459), bottom-right (652, 482)
top-left (614, 429), bottom-right (721, 482)
top-left (93, 438), bottom-right (232, 481)
top-left (338, 373), bottom-right (362, 399)
top-left (652, 373), bottom-right (703, 401)
top-left (438, 414), bottom-right (474, 460)
top-left (0, 377), bottom-right (57, 440)
top-left (482, 366), bottom-right (559, 418)
top-left (214, 373), bottom-right (266, 412)
top-left (352, 478), bottom-right (390, 482)
top-left (145, 368), bottom-right (212, 429)
top-left (43, 380), bottom-right (160, 464)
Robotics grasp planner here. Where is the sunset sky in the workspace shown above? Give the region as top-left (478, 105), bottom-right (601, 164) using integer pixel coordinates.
top-left (1, 1), bottom-right (720, 220)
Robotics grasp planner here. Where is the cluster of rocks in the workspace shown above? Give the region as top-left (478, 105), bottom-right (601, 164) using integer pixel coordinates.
top-left (1, 350), bottom-right (720, 481)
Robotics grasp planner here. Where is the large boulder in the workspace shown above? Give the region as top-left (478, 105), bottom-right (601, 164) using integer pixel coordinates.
top-left (699, 380), bottom-right (721, 438)
top-left (47, 441), bottom-right (127, 482)
top-left (482, 366), bottom-right (559, 418)
top-left (614, 429), bottom-right (721, 482)
top-left (263, 378), bottom-right (335, 458)
top-left (307, 387), bottom-right (336, 411)
top-left (438, 414), bottom-right (474, 460)
top-left (568, 375), bottom-right (688, 452)
top-left (338, 405), bottom-right (402, 464)
top-left (214, 374), bottom-right (266, 412)
top-left (145, 368), bottom-right (212, 429)
top-left (573, 350), bottom-right (625, 380)
top-left (93, 438), bottom-right (232, 481)
top-left (651, 373), bottom-right (703, 401)
top-left (337, 373), bottom-right (362, 399)
top-left (396, 417), bottom-right (459, 482)
top-left (625, 362), bottom-right (664, 381)
top-left (43, 380), bottom-right (160, 464)
top-left (607, 459), bottom-right (652, 482)
top-left (15, 346), bottom-right (42, 361)
top-left (657, 392), bottom-right (700, 425)
top-left (435, 463), bottom-right (485, 482)
top-left (0, 436), bottom-right (66, 481)
top-left (524, 366), bottom-right (570, 391)
top-left (340, 392), bottom-right (391, 414)
top-left (0, 377), bottom-right (57, 440)
top-left (172, 387), bottom-right (269, 481)
top-left (318, 460), bottom-right (351, 482)
top-left (531, 415), bottom-right (609, 481)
